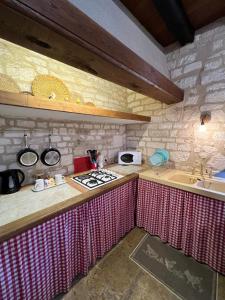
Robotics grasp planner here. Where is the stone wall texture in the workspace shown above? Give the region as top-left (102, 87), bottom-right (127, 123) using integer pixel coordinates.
top-left (1, 18), bottom-right (225, 181)
top-left (0, 38), bottom-right (129, 112)
top-left (127, 18), bottom-right (225, 171)
top-left (0, 38), bottom-right (129, 185)
top-left (0, 116), bottom-right (126, 185)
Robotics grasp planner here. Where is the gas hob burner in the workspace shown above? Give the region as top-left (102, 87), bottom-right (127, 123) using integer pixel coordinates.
top-left (74, 174), bottom-right (91, 182)
top-left (90, 170), bottom-right (117, 182)
top-left (71, 169), bottom-right (122, 190)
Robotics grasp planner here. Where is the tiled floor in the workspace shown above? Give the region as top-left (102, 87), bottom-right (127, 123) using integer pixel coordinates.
top-left (58, 228), bottom-right (225, 300)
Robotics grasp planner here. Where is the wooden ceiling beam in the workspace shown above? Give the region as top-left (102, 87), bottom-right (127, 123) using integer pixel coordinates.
top-left (152, 0), bottom-right (194, 46)
top-left (0, 0), bottom-right (183, 104)
top-left (121, 0), bottom-right (225, 47)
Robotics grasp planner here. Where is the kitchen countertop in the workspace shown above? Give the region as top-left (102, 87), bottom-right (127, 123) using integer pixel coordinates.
top-left (0, 165), bottom-right (142, 243)
top-left (1, 164), bottom-right (225, 243)
top-left (107, 164), bottom-right (149, 175)
top-left (139, 168), bottom-right (225, 202)
top-left (0, 164), bottom-right (147, 228)
top-left (0, 183), bottom-right (81, 227)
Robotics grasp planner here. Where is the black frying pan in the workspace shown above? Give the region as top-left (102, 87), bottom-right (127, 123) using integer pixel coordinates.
top-left (41, 134), bottom-right (61, 166)
top-left (17, 134), bottom-right (39, 167)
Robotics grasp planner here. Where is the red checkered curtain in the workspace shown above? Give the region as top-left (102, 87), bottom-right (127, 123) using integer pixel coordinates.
top-left (0, 204), bottom-right (90, 300)
top-left (182, 191), bottom-right (225, 273)
top-left (88, 180), bottom-right (137, 265)
top-left (137, 179), bottom-right (225, 275)
top-left (0, 180), bottom-right (137, 299)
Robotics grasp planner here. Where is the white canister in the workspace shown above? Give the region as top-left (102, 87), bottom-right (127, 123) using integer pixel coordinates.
top-left (97, 154), bottom-right (104, 169)
top-left (54, 174), bottom-right (65, 185)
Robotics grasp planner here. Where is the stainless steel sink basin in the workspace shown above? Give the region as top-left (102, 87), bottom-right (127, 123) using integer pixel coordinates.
top-left (168, 174), bottom-right (197, 185)
top-left (196, 179), bottom-right (225, 193)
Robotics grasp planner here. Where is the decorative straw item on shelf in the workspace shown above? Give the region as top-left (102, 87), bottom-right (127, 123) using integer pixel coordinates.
top-left (84, 101), bottom-right (96, 107)
top-left (32, 75), bottom-right (71, 101)
top-left (0, 73), bottom-right (20, 93)
top-left (21, 91), bottom-right (33, 95)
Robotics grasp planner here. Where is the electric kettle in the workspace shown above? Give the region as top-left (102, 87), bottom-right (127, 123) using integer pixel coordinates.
top-left (0, 169), bottom-right (25, 194)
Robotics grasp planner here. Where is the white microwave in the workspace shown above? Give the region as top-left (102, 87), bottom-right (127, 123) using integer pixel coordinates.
top-left (118, 151), bottom-right (142, 165)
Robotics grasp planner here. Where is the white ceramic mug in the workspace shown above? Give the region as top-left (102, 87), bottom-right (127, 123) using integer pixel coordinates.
top-left (34, 179), bottom-right (45, 191)
top-left (54, 174), bottom-right (65, 185)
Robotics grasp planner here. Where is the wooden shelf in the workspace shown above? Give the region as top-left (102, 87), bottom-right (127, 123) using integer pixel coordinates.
top-left (0, 90), bottom-right (151, 124)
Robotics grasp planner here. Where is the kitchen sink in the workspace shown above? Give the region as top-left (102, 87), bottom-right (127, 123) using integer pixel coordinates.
top-left (167, 172), bottom-right (225, 194)
top-left (196, 179), bottom-right (225, 193)
top-left (168, 174), bottom-right (197, 185)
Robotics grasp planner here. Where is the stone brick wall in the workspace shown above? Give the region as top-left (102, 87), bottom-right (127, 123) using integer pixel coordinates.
top-left (0, 116), bottom-right (126, 185)
top-left (0, 38), bottom-right (129, 112)
top-left (2, 18), bottom-right (225, 179)
top-left (127, 18), bottom-right (225, 171)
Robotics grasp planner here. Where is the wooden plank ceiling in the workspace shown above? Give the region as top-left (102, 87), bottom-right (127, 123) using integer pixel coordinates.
top-left (121, 0), bottom-right (225, 46)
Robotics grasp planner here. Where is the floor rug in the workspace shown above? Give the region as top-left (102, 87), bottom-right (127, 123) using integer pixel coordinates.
top-left (130, 234), bottom-right (217, 300)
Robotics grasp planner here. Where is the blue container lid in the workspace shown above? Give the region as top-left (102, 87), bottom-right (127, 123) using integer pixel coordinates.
top-left (215, 170), bottom-right (225, 179)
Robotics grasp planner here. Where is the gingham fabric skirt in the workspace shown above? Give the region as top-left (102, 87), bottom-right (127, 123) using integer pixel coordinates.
top-left (0, 180), bottom-right (137, 300)
top-left (137, 179), bottom-right (225, 275)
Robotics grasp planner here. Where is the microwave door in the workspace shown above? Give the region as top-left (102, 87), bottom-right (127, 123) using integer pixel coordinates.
top-left (121, 154), bottom-right (134, 163)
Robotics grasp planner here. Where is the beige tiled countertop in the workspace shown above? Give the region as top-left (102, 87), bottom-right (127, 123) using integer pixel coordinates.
top-left (1, 164), bottom-right (225, 243)
top-left (0, 164), bottom-right (147, 229)
top-left (107, 164), bottom-right (149, 175)
top-left (0, 169), bottom-right (138, 243)
top-left (139, 168), bottom-right (225, 203)
top-left (0, 183), bottom-right (81, 227)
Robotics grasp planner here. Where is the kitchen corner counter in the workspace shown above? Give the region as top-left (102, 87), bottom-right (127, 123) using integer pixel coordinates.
top-left (0, 171), bottom-right (138, 243)
top-left (139, 168), bottom-right (225, 202)
top-left (2, 164), bottom-right (224, 244)
top-left (107, 164), bottom-right (149, 175)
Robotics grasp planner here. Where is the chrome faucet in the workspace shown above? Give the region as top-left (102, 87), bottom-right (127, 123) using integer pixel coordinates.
top-left (200, 163), bottom-right (204, 177)
top-left (206, 167), bottom-right (213, 178)
top-left (192, 157), bottom-right (211, 179)
top-left (200, 157), bottom-right (212, 179)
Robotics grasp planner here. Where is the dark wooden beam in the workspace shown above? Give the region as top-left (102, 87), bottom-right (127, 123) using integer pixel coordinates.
top-left (0, 0), bottom-right (183, 104)
top-left (153, 0), bottom-right (194, 45)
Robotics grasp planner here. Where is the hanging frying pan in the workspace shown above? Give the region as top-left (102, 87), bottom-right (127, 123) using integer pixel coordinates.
top-left (41, 134), bottom-right (61, 166)
top-left (17, 134), bottom-right (39, 167)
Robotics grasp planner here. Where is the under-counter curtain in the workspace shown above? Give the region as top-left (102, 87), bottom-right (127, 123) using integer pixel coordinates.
top-left (137, 179), bottom-right (225, 275)
top-left (0, 204), bottom-right (90, 300)
top-left (0, 180), bottom-right (137, 300)
top-left (88, 179), bottom-right (137, 265)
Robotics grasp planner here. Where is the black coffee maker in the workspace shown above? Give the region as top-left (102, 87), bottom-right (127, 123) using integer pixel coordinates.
top-left (0, 169), bottom-right (25, 194)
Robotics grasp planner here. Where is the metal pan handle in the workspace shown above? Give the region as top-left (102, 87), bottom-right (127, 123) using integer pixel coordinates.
top-left (49, 134), bottom-right (52, 149)
top-left (24, 134), bottom-right (28, 148)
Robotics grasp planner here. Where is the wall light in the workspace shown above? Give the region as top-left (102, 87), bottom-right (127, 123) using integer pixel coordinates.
top-left (199, 111), bottom-right (211, 132)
